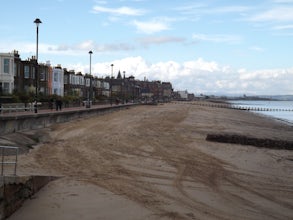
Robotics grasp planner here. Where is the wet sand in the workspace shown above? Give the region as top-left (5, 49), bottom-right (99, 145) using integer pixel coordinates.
top-left (7, 102), bottom-right (293, 220)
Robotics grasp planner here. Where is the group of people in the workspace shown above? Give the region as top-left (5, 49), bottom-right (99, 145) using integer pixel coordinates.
top-left (49, 99), bottom-right (63, 111)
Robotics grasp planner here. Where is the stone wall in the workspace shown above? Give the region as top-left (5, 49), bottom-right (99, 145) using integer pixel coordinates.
top-left (0, 176), bottom-right (57, 219)
top-left (0, 105), bottom-right (132, 135)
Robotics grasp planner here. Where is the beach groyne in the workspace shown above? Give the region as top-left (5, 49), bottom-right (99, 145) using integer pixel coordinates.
top-left (206, 133), bottom-right (293, 150)
top-left (173, 101), bottom-right (293, 112)
top-left (0, 104), bottom-right (134, 135)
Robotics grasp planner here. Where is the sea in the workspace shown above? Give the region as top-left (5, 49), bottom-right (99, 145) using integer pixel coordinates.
top-left (228, 100), bottom-right (293, 125)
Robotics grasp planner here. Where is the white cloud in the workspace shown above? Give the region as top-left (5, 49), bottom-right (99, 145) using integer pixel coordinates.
top-left (273, 0), bottom-right (293, 3)
top-left (66, 57), bottom-right (293, 95)
top-left (138, 36), bottom-right (185, 47)
top-left (192, 34), bottom-right (242, 44)
top-left (249, 7), bottom-right (293, 22)
top-left (175, 3), bottom-right (250, 15)
top-left (273, 24), bottom-right (293, 30)
top-left (132, 19), bottom-right (170, 34)
top-left (208, 6), bottom-right (251, 14)
top-left (249, 46), bottom-right (265, 52)
top-left (49, 40), bottom-right (135, 54)
top-left (92, 5), bottom-right (145, 16)
top-left (183, 58), bottom-right (221, 72)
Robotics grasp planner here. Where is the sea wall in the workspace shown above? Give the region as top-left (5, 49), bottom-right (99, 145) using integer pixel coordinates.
top-left (0, 176), bottom-right (57, 220)
top-left (0, 105), bottom-right (133, 135)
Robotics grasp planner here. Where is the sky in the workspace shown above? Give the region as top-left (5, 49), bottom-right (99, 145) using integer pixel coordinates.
top-left (1, 0), bottom-right (293, 96)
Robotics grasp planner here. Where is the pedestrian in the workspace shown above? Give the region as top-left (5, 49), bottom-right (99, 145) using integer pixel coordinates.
top-left (58, 99), bottom-right (63, 110)
top-left (55, 99), bottom-right (58, 111)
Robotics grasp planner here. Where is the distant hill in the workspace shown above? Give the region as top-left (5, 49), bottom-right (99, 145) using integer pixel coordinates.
top-left (260, 95), bottom-right (293, 101)
top-left (223, 95), bottom-right (293, 101)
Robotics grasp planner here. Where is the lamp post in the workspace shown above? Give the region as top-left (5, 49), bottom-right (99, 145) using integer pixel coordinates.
top-left (34, 18), bottom-right (42, 113)
top-left (123, 71), bottom-right (126, 104)
top-left (110, 64), bottom-right (114, 106)
top-left (89, 50), bottom-right (93, 107)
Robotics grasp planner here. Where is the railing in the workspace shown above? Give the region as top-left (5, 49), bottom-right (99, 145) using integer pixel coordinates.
top-left (0, 146), bottom-right (19, 176)
top-left (0, 106), bottom-right (34, 114)
top-left (0, 103), bottom-right (43, 115)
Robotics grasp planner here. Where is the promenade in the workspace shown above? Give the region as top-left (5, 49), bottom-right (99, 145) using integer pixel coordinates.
top-left (0, 102), bottom-right (135, 135)
top-left (0, 102), bottom-right (132, 118)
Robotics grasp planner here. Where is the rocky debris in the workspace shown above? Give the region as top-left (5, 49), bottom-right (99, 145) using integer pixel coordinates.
top-left (206, 133), bottom-right (293, 150)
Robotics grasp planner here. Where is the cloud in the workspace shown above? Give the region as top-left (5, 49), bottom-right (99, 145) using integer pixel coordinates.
top-left (273, 0), bottom-right (293, 3)
top-left (132, 19), bottom-right (170, 34)
top-left (207, 6), bottom-right (251, 14)
top-left (49, 40), bottom-right (135, 54)
top-left (138, 36), bottom-right (185, 47)
top-left (3, 40), bottom-right (292, 96)
top-left (249, 7), bottom-right (293, 22)
top-left (192, 34), bottom-right (242, 44)
top-left (0, 40), bottom-right (136, 61)
top-left (273, 24), bottom-right (293, 30)
top-left (92, 5), bottom-right (145, 16)
top-left (66, 56), bottom-right (293, 95)
top-left (175, 3), bottom-right (250, 15)
top-left (249, 46), bottom-right (265, 52)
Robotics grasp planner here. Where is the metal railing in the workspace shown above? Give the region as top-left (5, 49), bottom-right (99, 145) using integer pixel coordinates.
top-left (0, 106), bottom-right (34, 114)
top-left (0, 103), bottom-right (44, 115)
top-left (0, 146), bottom-right (19, 176)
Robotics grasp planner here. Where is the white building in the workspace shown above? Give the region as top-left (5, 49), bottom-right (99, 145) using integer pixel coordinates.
top-left (178, 90), bottom-right (188, 100)
top-left (52, 65), bottom-right (64, 96)
top-left (0, 52), bottom-right (15, 94)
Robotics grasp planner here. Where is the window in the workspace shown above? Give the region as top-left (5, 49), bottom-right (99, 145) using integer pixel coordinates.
top-left (54, 72), bottom-right (58, 82)
top-left (24, 66), bottom-right (30, 78)
top-left (40, 72), bottom-right (45, 81)
top-left (3, 83), bottom-right (9, 94)
top-left (64, 75), bottom-right (68, 84)
top-left (32, 67), bottom-right (35, 79)
top-left (86, 78), bottom-right (90, 87)
top-left (14, 64), bottom-right (17, 76)
top-left (3, 59), bottom-right (9, 73)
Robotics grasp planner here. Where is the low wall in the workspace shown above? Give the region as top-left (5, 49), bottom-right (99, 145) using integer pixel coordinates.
top-left (0, 105), bottom-right (133, 135)
top-left (0, 175), bottom-right (58, 219)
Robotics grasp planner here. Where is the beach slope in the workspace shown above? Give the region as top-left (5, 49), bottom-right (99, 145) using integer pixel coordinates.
top-left (8, 102), bottom-right (293, 220)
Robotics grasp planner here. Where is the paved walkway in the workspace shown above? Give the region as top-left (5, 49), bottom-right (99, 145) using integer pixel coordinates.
top-left (0, 103), bottom-right (133, 118)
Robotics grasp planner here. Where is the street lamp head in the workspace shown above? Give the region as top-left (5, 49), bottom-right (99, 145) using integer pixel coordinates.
top-left (34, 18), bottom-right (42, 27)
top-left (89, 50), bottom-right (93, 55)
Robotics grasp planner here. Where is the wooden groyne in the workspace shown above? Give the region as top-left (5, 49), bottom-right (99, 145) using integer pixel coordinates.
top-left (206, 133), bottom-right (293, 150)
top-left (173, 101), bottom-right (293, 112)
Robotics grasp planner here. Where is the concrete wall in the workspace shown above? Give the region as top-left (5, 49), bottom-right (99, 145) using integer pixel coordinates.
top-left (0, 176), bottom-right (57, 219)
top-left (0, 105), bottom-right (132, 135)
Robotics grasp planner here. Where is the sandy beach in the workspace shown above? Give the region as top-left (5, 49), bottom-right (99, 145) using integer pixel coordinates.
top-left (6, 102), bottom-right (293, 220)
